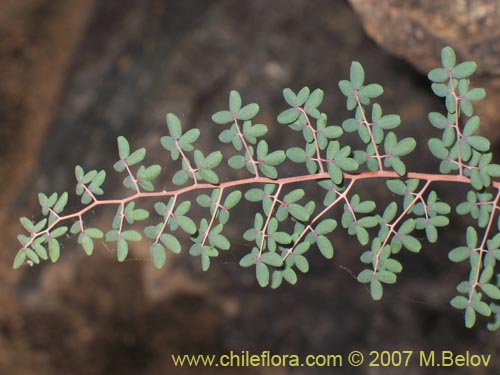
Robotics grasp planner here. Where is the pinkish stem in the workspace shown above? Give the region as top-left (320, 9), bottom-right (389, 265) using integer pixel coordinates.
top-left (373, 180), bottom-right (431, 274)
top-left (297, 107), bottom-right (325, 173)
top-left (22, 171), bottom-right (500, 253)
top-left (354, 91), bottom-right (384, 171)
top-left (233, 114), bottom-right (260, 177)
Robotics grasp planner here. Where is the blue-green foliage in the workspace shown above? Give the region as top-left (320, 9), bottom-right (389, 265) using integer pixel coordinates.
top-left (427, 47), bottom-right (500, 330)
top-left (14, 47), bottom-right (500, 330)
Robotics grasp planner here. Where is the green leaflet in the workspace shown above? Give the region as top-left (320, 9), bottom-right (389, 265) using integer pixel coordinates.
top-left (256, 262), bottom-right (270, 287)
top-left (151, 243), bottom-right (167, 269)
top-left (13, 251), bottom-right (26, 269)
top-left (161, 233), bottom-right (181, 254)
top-left (237, 104), bottom-right (260, 121)
top-left (370, 279), bottom-right (383, 301)
top-left (117, 238), bottom-right (128, 262)
top-left (350, 61), bottom-right (364, 88)
top-left (48, 239), bottom-right (60, 263)
top-left (316, 235), bottom-right (334, 259)
top-left (78, 233), bottom-right (94, 255)
top-left (117, 136), bottom-right (130, 159)
top-left (212, 111), bottom-right (233, 124)
top-left (166, 114), bottom-right (182, 138)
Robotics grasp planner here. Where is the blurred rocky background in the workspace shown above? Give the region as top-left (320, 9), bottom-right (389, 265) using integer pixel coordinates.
top-left (0, 0), bottom-right (499, 374)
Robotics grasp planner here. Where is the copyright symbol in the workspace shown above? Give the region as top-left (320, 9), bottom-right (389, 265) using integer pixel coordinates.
top-left (348, 351), bottom-right (364, 366)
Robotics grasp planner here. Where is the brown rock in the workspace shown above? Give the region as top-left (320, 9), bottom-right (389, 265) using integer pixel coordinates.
top-left (0, 0), bottom-right (93, 217)
top-left (0, 0), bottom-right (93, 372)
top-left (349, 0), bottom-right (500, 140)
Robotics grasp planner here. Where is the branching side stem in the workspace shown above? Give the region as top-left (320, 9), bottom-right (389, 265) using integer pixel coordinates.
top-left (233, 114), bottom-right (260, 177)
top-left (354, 92), bottom-right (384, 171)
top-left (154, 195), bottom-right (178, 245)
top-left (468, 188), bottom-right (500, 304)
top-left (297, 107), bottom-right (325, 173)
top-left (201, 188), bottom-right (224, 247)
top-left (373, 180), bottom-right (432, 274)
top-left (258, 184), bottom-right (283, 258)
top-left (175, 140), bottom-right (198, 183)
top-left (448, 71), bottom-right (464, 177)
